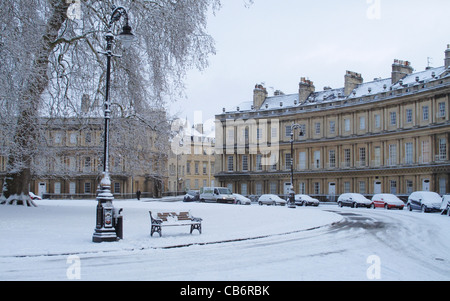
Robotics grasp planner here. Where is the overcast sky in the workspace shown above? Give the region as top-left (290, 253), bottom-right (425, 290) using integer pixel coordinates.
top-left (169, 0), bottom-right (450, 127)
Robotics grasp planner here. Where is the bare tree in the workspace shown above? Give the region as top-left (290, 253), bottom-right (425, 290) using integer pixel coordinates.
top-left (0, 0), bottom-right (221, 206)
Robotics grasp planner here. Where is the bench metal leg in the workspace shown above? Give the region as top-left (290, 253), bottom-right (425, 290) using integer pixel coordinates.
top-left (190, 223), bottom-right (202, 234)
top-left (151, 225), bottom-right (162, 237)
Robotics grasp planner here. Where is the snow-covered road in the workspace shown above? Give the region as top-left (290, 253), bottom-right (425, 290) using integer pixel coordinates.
top-left (1, 200), bottom-right (450, 281)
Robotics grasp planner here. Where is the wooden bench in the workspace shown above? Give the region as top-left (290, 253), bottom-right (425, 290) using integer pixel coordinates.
top-left (149, 211), bottom-right (202, 237)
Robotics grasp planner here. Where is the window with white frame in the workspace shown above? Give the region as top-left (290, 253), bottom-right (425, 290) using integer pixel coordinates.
top-left (344, 119), bottom-right (351, 132)
top-left (439, 138), bottom-right (447, 160)
top-left (329, 121), bottom-right (335, 134)
top-left (422, 105), bottom-right (429, 121)
top-left (405, 142), bottom-right (413, 164)
top-left (388, 144), bottom-right (397, 166)
top-left (242, 155), bottom-right (248, 171)
top-left (359, 116), bottom-right (366, 130)
top-left (298, 182), bottom-right (305, 194)
top-left (422, 141), bottom-right (430, 163)
top-left (390, 112), bottom-right (397, 126)
top-left (438, 102), bottom-right (446, 118)
top-left (390, 180), bottom-right (397, 194)
top-left (270, 182), bottom-right (277, 194)
top-left (256, 182), bottom-right (262, 195)
top-left (227, 156), bottom-right (234, 172)
top-left (314, 182), bottom-right (320, 195)
top-left (406, 180), bottom-right (413, 194)
top-left (374, 114), bottom-right (381, 128)
top-left (329, 150), bottom-right (336, 168)
top-left (285, 125), bottom-right (292, 138)
top-left (359, 181), bottom-right (366, 194)
top-left (241, 183), bottom-right (248, 196)
top-left (285, 153), bottom-right (291, 170)
top-left (256, 154), bottom-right (263, 171)
top-left (406, 109), bottom-right (413, 123)
top-left (359, 147), bottom-right (366, 166)
top-left (314, 151), bottom-right (321, 169)
top-left (344, 149), bottom-right (351, 167)
top-left (315, 122), bottom-right (321, 135)
top-left (299, 152), bottom-right (306, 169)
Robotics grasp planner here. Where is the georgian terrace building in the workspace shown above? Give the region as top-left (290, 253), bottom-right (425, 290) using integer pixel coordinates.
top-left (214, 46), bottom-right (450, 199)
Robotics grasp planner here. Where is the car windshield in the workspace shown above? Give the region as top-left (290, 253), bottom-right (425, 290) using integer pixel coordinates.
top-left (218, 188), bottom-right (232, 195)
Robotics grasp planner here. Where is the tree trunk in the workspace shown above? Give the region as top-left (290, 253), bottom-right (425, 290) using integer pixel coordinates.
top-left (1, 1), bottom-right (69, 207)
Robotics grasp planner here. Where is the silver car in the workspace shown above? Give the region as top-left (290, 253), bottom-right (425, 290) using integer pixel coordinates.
top-left (258, 194), bottom-right (287, 206)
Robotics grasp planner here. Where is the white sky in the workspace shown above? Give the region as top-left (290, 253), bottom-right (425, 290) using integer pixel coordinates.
top-left (170, 0), bottom-right (450, 126)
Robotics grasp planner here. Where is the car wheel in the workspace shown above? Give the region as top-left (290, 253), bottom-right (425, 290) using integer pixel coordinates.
top-left (370, 203), bottom-right (375, 209)
top-left (407, 204), bottom-right (412, 211)
top-left (421, 205), bottom-right (427, 213)
top-left (352, 202), bottom-right (357, 208)
top-left (236, 201), bottom-right (241, 205)
top-left (447, 208), bottom-right (450, 216)
top-left (272, 201), bottom-right (277, 206)
top-left (258, 201), bottom-right (263, 206)
top-left (338, 201), bottom-right (343, 207)
top-left (384, 203), bottom-right (388, 210)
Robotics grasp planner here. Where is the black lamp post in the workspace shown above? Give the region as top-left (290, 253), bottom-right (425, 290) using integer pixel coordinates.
top-left (288, 123), bottom-right (303, 208)
top-left (93, 6), bottom-right (136, 243)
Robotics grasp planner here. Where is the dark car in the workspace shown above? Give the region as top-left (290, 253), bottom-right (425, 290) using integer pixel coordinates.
top-left (183, 190), bottom-right (199, 202)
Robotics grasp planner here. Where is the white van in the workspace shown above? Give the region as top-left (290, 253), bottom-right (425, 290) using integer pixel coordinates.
top-left (199, 187), bottom-right (235, 204)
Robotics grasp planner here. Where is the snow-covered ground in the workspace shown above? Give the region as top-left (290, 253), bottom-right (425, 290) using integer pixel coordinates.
top-left (1, 198), bottom-right (450, 281)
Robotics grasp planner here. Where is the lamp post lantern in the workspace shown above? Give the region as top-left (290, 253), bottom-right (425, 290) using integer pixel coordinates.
top-left (93, 6), bottom-right (136, 243)
top-left (288, 123), bottom-right (303, 208)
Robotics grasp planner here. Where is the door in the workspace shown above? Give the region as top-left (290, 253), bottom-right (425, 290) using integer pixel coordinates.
top-left (284, 182), bottom-right (292, 195)
top-left (328, 182), bottom-right (336, 202)
top-left (38, 182), bottom-right (46, 197)
top-left (422, 179), bottom-right (430, 191)
top-left (374, 181), bottom-right (382, 194)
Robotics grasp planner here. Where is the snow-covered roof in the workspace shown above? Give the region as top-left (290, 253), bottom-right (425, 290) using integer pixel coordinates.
top-left (222, 65), bottom-right (450, 115)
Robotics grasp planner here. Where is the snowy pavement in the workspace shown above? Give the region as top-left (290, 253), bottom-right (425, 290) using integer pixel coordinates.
top-left (1, 199), bottom-right (450, 281)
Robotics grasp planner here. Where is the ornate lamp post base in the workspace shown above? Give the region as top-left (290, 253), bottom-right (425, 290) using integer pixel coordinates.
top-left (92, 173), bottom-right (118, 243)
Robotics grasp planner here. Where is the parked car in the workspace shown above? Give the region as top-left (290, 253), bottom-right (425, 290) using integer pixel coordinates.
top-left (407, 191), bottom-right (442, 213)
top-left (200, 187), bottom-right (235, 204)
top-left (183, 190), bottom-right (199, 202)
top-left (371, 194), bottom-right (404, 210)
top-left (337, 193), bottom-right (373, 208)
top-left (233, 193), bottom-right (251, 205)
top-left (294, 194), bottom-right (320, 207)
top-left (441, 194), bottom-right (450, 216)
top-left (258, 194), bottom-right (287, 206)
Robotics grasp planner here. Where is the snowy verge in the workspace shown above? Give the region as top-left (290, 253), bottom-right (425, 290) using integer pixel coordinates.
top-left (0, 199), bottom-right (343, 257)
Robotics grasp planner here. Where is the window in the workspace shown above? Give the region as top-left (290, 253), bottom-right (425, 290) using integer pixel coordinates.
top-left (203, 162), bottom-right (207, 174)
top-left (406, 180), bottom-right (413, 194)
top-left (85, 132), bottom-right (91, 144)
top-left (359, 181), bottom-right (366, 194)
top-left (439, 178), bottom-right (446, 195)
top-left (54, 132), bottom-right (62, 144)
top-left (195, 161), bottom-right (199, 174)
top-left (54, 182), bottom-right (61, 195)
top-left (227, 156), bottom-right (233, 172)
top-left (242, 155), bottom-right (248, 171)
top-left (256, 182), bottom-right (262, 195)
top-left (344, 119), bottom-right (351, 132)
top-left (270, 182), bottom-right (277, 194)
top-left (285, 125), bottom-right (292, 137)
top-left (405, 142), bottom-right (413, 164)
top-left (390, 180), bottom-right (397, 194)
top-left (69, 182), bottom-right (76, 194)
top-left (329, 150), bottom-right (336, 168)
top-left (422, 105), bottom-right (429, 121)
top-left (438, 138), bottom-right (447, 160)
top-left (84, 182), bottom-right (91, 194)
top-left (285, 153), bottom-right (291, 170)
top-left (344, 149), bottom-right (351, 167)
top-left (314, 151), bottom-right (321, 169)
top-left (359, 147), bottom-right (366, 166)
top-left (390, 112), bottom-right (397, 126)
top-left (388, 144), bottom-right (397, 166)
top-left (299, 152), bottom-right (306, 170)
top-left (256, 155), bottom-right (263, 171)
top-left (84, 157), bottom-right (91, 172)
top-left (298, 182), bottom-right (306, 194)
top-left (315, 122), bottom-right (321, 135)
top-left (374, 147), bottom-right (381, 166)
top-left (186, 161), bottom-right (191, 174)
top-left (329, 121), bottom-right (336, 134)
top-left (194, 179), bottom-right (199, 189)
top-left (406, 109), bottom-right (413, 123)
top-left (257, 128), bottom-right (263, 140)
top-left (314, 182), bottom-right (320, 195)
top-left (421, 141), bottom-right (430, 163)
top-left (114, 182), bottom-right (120, 194)
top-left (344, 182), bottom-right (350, 193)
top-left (270, 154), bottom-right (277, 171)
top-left (70, 133), bottom-right (77, 144)
top-left (374, 114), bottom-right (381, 128)
top-left (438, 102), bottom-right (446, 118)
top-left (359, 116), bottom-right (365, 130)
top-left (241, 183), bottom-right (248, 196)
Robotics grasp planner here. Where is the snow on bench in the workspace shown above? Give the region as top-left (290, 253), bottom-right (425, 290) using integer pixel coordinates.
top-left (149, 211), bottom-right (202, 237)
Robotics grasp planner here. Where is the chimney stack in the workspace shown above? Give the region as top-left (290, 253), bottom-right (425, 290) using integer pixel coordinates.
top-left (445, 44), bottom-right (450, 69)
top-left (344, 71), bottom-right (363, 96)
top-left (298, 77), bottom-right (315, 103)
top-left (391, 59), bottom-right (413, 84)
top-left (253, 84), bottom-right (268, 110)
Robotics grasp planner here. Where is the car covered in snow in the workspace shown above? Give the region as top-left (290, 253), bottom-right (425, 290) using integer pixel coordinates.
top-left (294, 194), bottom-right (320, 206)
top-left (407, 191), bottom-right (441, 213)
top-left (183, 190), bottom-right (199, 202)
top-left (233, 193), bottom-right (251, 205)
top-left (371, 194), bottom-right (404, 210)
top-left (258, 194), bottom-right (287, 206)
top-left (441, 194), bottom-right (450, 216)
top-left (337, 193), bottom-right (373, 208)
